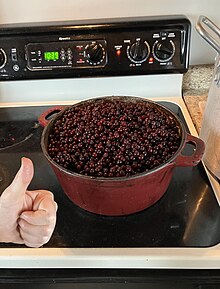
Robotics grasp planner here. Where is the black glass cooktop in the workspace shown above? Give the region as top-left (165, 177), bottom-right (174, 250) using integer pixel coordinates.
top-left (0, 102), bottom-right (220, 248)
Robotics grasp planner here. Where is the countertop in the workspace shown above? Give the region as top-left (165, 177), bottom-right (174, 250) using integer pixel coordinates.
top-left (183, 64), bottom-right (213, 133)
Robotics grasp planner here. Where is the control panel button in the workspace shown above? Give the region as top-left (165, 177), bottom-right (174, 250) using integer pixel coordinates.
top-left (85, 42), bottom-right (105, 65)
top-left (13, 64), bottom-right (20, 71)
top-left (152, 40), bottom-right (175, 62)
top-left (11, 48), bottom-right (18, 62)
top-left (127, 40), bottom-right (150, 63)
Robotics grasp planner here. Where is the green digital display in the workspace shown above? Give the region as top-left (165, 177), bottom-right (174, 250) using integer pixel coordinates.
top-left (44, 51), bottom-right (59, 61)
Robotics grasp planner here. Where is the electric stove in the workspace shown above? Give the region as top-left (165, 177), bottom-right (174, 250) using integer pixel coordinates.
top-left (0, 101), bottom-right (219, 248)
top-left (0, 14), bottom-right (220, 289)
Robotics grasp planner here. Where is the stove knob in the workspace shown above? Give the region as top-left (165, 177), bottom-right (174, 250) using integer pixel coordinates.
top-left (0, 49), bottom-right (7, 69)
top-left (127, 40), bottom-right (150, 63)
top-left (85, 42), bottom-right (105, 65)
top-left (152, 40), bottom-right (175, 62)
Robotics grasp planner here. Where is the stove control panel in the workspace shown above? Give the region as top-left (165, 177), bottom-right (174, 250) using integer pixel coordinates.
top-left (0, 15), bottom-right (190, 80)
top-left (26, 40), bottom-right (107, 70)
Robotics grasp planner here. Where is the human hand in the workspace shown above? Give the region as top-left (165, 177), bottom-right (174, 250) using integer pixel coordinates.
top-left (0, 157), bottom-right (57, 247)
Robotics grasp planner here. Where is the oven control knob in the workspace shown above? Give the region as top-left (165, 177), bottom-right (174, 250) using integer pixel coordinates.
top-left (85, 42), bottom-right (105, 65)
top-left (127, 40), bottom-right (150, 63)
top-left (152, 40), bottom-right (175, 62)
top-left (0, 49), bottom-right (7, 69)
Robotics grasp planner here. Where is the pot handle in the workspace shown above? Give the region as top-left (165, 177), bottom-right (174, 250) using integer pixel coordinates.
top-left (175, 133), bottom-right (205, 167)
top-left (38, 106), bottom-right (65, 127)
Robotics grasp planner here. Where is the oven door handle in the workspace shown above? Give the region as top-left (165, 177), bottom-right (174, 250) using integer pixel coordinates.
top-left (38, 106), bottom-right (66, 127)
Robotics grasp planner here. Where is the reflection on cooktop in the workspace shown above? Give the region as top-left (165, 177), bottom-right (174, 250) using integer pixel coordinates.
top-left (0, 122), bottom-right (39, 149)
top-left (0, 103), bottom-right (219, 249)
top-left (0, 108), bottom-right (40, 149)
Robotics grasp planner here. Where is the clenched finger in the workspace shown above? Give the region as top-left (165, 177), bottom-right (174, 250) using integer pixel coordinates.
top-left (18, 218), bottom-right (54, 248)
top-left (20, 191), bottom-right (57, 225)
top-left (25, 190), bottom-right (57, 211)
top-left (19, 227), bottom-right (50, 248)
top-left (19, 206), bottom-right (57, 226)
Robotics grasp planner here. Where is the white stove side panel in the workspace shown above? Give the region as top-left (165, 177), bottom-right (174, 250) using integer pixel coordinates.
top-left (0, 74), bottom-right (182, 103)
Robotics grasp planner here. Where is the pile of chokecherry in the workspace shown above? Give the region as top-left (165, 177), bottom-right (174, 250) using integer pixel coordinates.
top-left (48, 98), bottom-right (181, 177)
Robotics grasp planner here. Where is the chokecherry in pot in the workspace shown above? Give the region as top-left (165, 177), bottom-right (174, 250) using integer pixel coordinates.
top-left (47, 98), bottom-right (181, 178)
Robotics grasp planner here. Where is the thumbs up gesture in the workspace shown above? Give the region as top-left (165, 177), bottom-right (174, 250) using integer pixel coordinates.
top-left (0, 157), bottom-right (57, 248)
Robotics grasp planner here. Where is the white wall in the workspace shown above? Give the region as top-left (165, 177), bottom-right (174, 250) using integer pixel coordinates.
top-left (0, 0), bottom-right (219, 65)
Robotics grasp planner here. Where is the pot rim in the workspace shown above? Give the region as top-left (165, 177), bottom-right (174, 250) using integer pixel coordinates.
top-left (40, 95), bottom-right (186, 182)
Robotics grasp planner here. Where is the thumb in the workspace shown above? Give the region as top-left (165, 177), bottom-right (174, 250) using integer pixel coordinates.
top-left (0, 157), bottom-right (34, 205)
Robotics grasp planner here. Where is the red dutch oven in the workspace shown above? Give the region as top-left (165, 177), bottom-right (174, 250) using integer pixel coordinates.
top-left (39, 96), bottom-right (205, 216)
